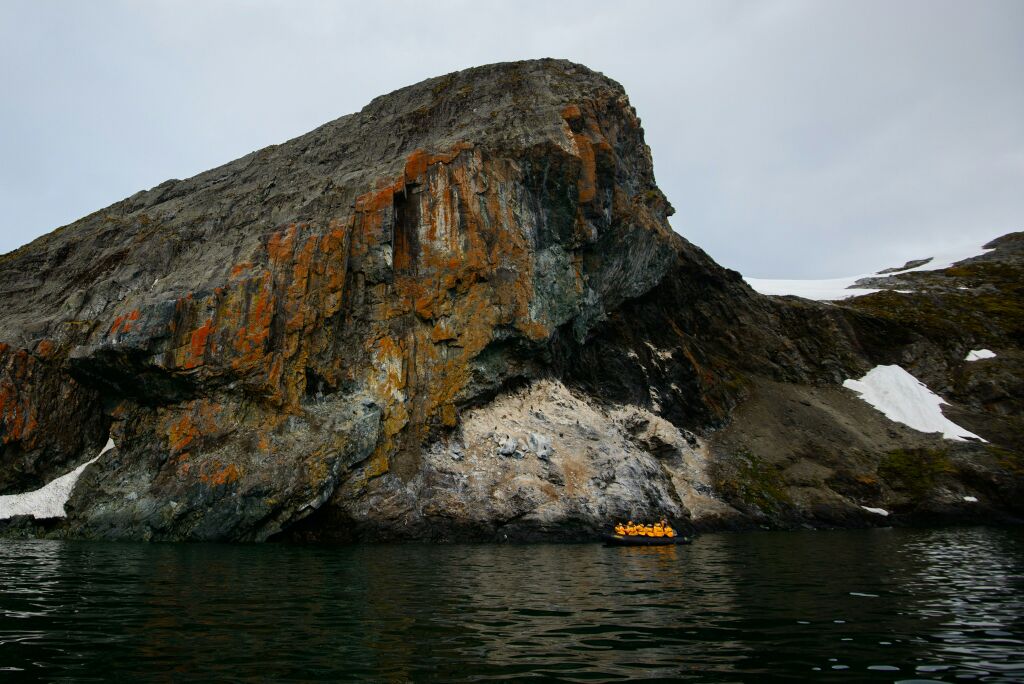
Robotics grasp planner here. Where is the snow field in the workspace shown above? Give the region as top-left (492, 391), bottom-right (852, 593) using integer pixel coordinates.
top-left (745, 240), bottom-right (994, 301)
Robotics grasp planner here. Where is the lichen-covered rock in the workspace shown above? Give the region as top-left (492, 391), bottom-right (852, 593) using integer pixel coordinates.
top-left (0, 59), bottom-right (1020, 541)
top-left (0, 342), bottom-right (108, 493)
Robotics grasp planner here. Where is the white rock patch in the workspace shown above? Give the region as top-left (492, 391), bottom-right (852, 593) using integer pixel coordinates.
top-left (0, 438), bottom-right (114, 520)
top-left (843, 365), bottom-right (985, 442)
top-left (965, 349), bottom-right (996, 362)
top-left (372, 379), bottom-right (739, 530)
top-left (608, 404), bottom-right (736, 522)
top-left (963, 496), bottom-right (978, 503)
top-left (862, 506), bottom-right (889, 516)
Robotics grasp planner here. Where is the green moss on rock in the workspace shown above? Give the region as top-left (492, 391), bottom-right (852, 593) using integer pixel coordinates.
top-left (986, 445), bottom-right (1024, 477)
top-left (878, 448), bottom-right (955, 499)
top-left (712, 449), bottom-right (791, 514)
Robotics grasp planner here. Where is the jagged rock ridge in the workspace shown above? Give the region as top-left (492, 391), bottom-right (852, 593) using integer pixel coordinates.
top-left (1, 59), bottom-right (1020, 541)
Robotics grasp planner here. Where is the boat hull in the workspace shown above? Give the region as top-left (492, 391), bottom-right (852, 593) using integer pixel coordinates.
top-left (602, 534), bottom-right (693, 546)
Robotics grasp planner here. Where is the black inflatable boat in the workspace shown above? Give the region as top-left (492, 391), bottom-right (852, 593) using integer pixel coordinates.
top-left (603, 534), bottom-right (694, 547)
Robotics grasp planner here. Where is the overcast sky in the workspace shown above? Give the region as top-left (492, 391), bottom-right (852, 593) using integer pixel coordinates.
top-left (1, 0), bottom-right (1021, 278)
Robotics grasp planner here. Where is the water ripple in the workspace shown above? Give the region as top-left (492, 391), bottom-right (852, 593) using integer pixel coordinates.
top-left (0, 528), bottom-right (1021, 681)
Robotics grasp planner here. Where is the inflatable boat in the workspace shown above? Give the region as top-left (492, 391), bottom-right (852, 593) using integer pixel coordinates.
top-left (603, 533), bottom-right (693, 547)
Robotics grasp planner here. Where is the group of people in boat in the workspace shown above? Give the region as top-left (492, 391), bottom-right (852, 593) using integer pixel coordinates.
top-left (614, 519), bottom-right (676, 538)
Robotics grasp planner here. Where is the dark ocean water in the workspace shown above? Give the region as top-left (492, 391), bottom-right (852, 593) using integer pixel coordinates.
top-left (1, 527), bottom-right (1022, 682)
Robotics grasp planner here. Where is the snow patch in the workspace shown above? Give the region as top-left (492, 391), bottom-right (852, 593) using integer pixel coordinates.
top-left (842, 365), bottom-right (985, 442)
top-left (887, 242), bottom-right (995, 275)
top-left (963, 496), bottom-right (978, 503)
top-left (0, 438), bottom-right (114, 520)
top-left (862, 506), bottom-right (889, 516)
top-left (965, 349), bottom-right (996, 362)
top-left (744, 276), bottom-right (879, 301)
top-left (745, 241), bottom-right (993, 301)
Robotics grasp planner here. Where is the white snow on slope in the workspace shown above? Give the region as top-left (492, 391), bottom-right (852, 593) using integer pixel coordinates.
top-left (0, 438), bottom-right (114, 520)
top-left (965, 349), bottom-right (996, 362)
top-left (745, 276), bottom-right (880, 300)
top-left (842, 365), bottom-right (985, 442)
top-left (887, 242), bottom-right (995, 275)
top-left (862, 506), bottom-right (889, 516)
top-left (746, 241), bottom-right (994, 301)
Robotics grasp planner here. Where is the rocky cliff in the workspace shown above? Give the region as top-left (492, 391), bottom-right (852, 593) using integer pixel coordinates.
top-left (1, 59), bottom-right (1020, 541)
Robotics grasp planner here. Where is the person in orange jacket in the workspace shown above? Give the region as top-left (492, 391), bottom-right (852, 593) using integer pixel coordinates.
top-left (661, 518), bottom-right (676, 537)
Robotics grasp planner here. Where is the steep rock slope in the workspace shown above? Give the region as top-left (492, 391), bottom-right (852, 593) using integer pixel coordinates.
top-left (704, 234), bottom-right (1024, 528)
top-left (0, 60), bottom-right (1019, 541)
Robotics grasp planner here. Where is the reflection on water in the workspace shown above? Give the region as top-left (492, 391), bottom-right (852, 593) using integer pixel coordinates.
top-left (1, 528), bottom-right (1021, 681)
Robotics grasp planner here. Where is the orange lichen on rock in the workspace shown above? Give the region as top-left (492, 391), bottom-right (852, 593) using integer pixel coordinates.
top-left (368, 336), bottom-right (407, 409)
top-left (317, 220), bottom-right (351, 305)
top-left (439, 403), bottom-right (458, 428)
top-left (0, 348), bottom-right (41, 446)
top-left (414, 295), bottom-right (435, 321)
top-left (230, 271), bottom-right (276, 372)
top-left (351, 147), bottom-right (554, 469)
top-left (107, 313), bottom-right (127, 337)
top-left (366, 180), bottom-right (401, 212)
top-left (0, 381), bottom-right (31, 445)
top-left (185, 318), bottom-right (214, 370)
top-left (161, 216), bottom-right (352, 408)
top-left (573, 135), bottom-right (597, 204)
top-left (107, 309), bottom-right (142, 337)
top-left (430, 321), bottom-right (458, 343)
top-left (123, 309), bottom-right (140, 334)
top-left (516, 319), bottom-right (550, 342)
top-left (35, 339), bottom-right (55, 359)
top-left (360, 446), bottom-right (392, 481)
top-left (201, 462), bottom-right (240, 487)
top-left (267, 224), bottom-right (297, 267)
top-left (561, 104), bottom-right (602, 205)
top-left (230, 261), bottom-right (254, 279)
top-left (167, 413), bottom-right (198, 454)
top-left (164, 399), bottom-right (224, 456)
top-left (142, 132), bottom-right (598, 497)
top-left (402, 143), bottom-right (474, 182)
top-left (136, 134), bottom-right (595, 492)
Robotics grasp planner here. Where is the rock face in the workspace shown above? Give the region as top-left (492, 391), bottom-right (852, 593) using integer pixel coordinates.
top-left (1, 59), bottom-right (1020, 541)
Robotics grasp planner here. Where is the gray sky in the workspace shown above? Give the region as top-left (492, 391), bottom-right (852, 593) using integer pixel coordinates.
top-left (2, 0), bottom-right (1021, 278)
